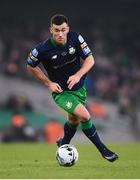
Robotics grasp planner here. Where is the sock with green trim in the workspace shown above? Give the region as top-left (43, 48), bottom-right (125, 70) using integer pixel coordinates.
top-left (81, 119), bottom-right (107, 153)
top-left (61, 121), bottom-right (79, 144)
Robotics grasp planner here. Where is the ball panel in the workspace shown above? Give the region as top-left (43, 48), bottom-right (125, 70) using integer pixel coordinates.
top-left (56, 144), bottom-right (79, 167)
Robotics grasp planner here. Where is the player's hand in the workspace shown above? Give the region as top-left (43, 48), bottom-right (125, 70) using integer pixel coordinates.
top-left (67, 74), bottom-right (81, 90)
top-left (47, 82), bottom-right (63, 93)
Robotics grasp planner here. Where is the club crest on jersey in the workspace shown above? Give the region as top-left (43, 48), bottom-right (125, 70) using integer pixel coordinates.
top-left (69, 47), bottom-right (75, 54)
top-left (51, 55), bottom-right (57, 59)
top-left (66, 101), bottom-right (72, 109)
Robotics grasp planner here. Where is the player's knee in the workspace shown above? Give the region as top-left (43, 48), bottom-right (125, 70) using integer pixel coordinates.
top-left (68, 114), bottom-right (80, 125)
top-left (79, 112), bottom-right (91, 122)
top-left (70, 120), bottom-right (79, 125)
top-left (73, 104), bottom-right (91, 122)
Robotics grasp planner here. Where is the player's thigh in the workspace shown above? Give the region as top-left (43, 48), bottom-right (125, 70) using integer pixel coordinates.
top-left (52, 92), bottom-right (81, 114)
top-left (73, 103), bottom-right (91, 121)
top-left (68, 113), bottom-right (80, 125)
top-left (52, 86), bottom-right (87, 114)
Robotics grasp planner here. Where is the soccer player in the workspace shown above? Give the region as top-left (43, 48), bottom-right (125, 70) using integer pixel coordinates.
top-left (27, 14), bottom-right (118, 162)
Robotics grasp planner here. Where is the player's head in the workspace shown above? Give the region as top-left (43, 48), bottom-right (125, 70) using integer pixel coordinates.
top-left (50, 14), bottom-right (69, 45)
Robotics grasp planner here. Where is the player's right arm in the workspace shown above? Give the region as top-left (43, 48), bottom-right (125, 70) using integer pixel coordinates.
top-left (27, 48), bottom-right (63, 93)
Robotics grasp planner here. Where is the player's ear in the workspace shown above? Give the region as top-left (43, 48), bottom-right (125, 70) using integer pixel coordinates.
top-left (50, 27), bottom-right (53, 34)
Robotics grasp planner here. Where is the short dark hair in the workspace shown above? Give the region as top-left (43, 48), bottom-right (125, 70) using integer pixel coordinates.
top-left (50, 14), bottom-right (68, 26)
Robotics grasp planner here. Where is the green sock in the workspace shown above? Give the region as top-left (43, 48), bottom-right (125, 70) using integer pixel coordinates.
top-left (81, 119), bottom-right (93, 130)
top-left (81, 119), bottom-right (107, 153)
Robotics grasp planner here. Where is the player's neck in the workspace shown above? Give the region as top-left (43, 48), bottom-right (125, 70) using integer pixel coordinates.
top-left (50, 38), bottom-right (67, 47)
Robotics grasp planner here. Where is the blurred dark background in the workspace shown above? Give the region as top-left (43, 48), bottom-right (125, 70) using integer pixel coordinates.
top-left (0, 0), bottom-right (140, 143)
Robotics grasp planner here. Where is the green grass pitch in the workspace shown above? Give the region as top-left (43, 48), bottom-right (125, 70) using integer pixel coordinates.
top-left (0, 143), bottom-right (140, 179)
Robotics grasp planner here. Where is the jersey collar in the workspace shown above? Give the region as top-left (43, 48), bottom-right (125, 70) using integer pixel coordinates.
top-left (50, 38), bottom-right (67, 47)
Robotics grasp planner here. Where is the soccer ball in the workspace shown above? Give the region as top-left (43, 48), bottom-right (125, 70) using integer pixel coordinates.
top-left (56, 144), bottom-right (79, 167)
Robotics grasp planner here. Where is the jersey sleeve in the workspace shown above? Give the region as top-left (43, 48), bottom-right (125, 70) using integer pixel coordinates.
top-left (76, 34), bottom-right (92, 59)
top-left (27, 47), bottom-right (41, 67)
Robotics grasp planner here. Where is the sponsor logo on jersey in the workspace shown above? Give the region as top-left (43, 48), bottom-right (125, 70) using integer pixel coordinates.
top-left (32, 48), bottom-right (38, 57)
top-left (66, 101), bottom-right (72, 109)
top-left (82, 46), bottom-right (91, 55)
top-left (51, 55), bottom-right (57, 59)
top-left (53, 57), bottom-right (76, 69)
top-left (78, 35), bottom-right (84, 43)
top-left (69, 47), bottom-right (75, 54)
top-left (80, 42), bottom-right (87, 49)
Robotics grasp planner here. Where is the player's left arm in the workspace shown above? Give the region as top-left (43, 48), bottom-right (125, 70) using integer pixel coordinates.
top-left (67, 33), bottom-right (95, 89)
top-left (67, 54), bottom-right (94, 90)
